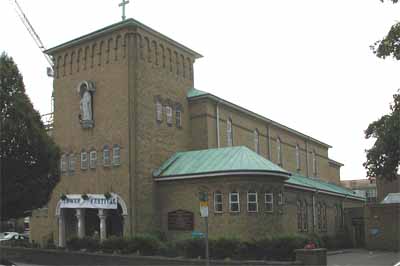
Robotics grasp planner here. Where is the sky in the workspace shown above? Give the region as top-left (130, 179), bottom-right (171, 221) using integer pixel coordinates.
top-left (1, 0), bottom-right (399, 180)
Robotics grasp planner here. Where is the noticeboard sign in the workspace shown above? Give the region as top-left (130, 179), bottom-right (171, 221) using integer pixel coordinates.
top-left (168, 210), bottom-right (194, 231)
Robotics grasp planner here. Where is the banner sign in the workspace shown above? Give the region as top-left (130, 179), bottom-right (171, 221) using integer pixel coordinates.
top-left (60, 194), bottom-right (118, 209)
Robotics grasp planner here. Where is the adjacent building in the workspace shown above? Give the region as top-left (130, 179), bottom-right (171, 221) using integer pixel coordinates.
top-left (341, 178), bottom-right (377, 203)
top-left (30, 18), bottom-right (364, 247)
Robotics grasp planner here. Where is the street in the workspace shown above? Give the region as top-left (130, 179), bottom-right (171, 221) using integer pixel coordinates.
top-left (328, 249), bottom-right (400, 266)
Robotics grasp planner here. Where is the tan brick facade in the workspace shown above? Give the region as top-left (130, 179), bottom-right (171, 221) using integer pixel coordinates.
top-left (30, 19), bottom-right (363, 246)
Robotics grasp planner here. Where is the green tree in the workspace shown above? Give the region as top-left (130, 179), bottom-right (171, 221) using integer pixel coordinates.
top-left (372, 0), bottom-right (400, 59)
top-left (0, 52), bottom-right (60, 220)
top-left (364, 90), bottom-right (400, 181)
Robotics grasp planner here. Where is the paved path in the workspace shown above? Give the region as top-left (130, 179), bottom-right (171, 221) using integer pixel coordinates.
top-left (328, 249), bottom-right (400, 266)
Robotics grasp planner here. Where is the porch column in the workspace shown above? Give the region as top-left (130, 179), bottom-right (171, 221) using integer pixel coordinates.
top-left (58, 210), bottom-right (66, 248)
top-left (76, 208), bottom-right (86, 238)
top-left (98, 209), bottom-right (107, 242)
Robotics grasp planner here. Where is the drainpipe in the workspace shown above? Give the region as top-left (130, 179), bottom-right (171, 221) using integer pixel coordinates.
top-left (216, 102), bottom-right (220, 148)
top-left (305, 140), bottom-right (309, 177)
top-left (312, 190), bottom-right (317, 232)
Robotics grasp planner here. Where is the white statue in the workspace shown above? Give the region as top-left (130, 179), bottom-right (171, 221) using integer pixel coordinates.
top-left (77, 81), bottom-right (95, 128)
top-left (80, 88), bottom-right (92, 121)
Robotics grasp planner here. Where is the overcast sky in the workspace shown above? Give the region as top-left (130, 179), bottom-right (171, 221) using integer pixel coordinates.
top-left (1, 0), bottom-right (399, 180)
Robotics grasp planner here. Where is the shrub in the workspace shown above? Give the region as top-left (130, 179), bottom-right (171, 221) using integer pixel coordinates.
top-left (66, 237), bottom-right (99, 251)
top-left (209, 238), bottom-right (241, 260)
top-left (175, 239), bottom-right (205, 258)
top-left (268, 234), bottom-right (309, 260)
top-left (100, 236), bottom-right (127, 253)
top-left (131, 234), bottom-right (163, 256)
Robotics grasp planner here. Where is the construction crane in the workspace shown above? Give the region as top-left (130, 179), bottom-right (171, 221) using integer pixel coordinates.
top-left (9, 0), bottom-right (55, 127)
top-left (9, 0), bottom-right (54, 77)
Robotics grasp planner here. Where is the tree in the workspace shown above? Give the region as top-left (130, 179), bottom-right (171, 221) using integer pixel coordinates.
top-left (0, 52), bottom-right (60, 220)
top-left (372, 0), bottom-right (400, 59)
top-left (364, 90), bottom-right (400, 181)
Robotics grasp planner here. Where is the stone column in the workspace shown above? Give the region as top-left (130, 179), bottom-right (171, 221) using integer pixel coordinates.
top-left (76, 209), bottom-right (86, 239)
top-left (98, 209), bottom-right (107, 242)
top-left (58, 210), bottom-right (66, 248)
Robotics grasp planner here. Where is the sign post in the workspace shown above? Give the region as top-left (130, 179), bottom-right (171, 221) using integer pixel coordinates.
top-left (199, 192), bottom-right (210, 266)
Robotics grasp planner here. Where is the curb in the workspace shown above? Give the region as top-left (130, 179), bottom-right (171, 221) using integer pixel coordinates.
top-left (1, 246), bottom-right (302, 265)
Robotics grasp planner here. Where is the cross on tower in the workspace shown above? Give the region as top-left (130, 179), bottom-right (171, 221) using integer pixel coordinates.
top-left (118, 0), bottom-right (130, 21)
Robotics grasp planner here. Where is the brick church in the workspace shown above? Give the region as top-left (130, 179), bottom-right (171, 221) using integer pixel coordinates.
top-left (30, 18), bottom-right (364, 247)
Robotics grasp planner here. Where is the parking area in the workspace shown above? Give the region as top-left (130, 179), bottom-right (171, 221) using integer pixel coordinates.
top-left (328, 249), bottom-right (400, 266)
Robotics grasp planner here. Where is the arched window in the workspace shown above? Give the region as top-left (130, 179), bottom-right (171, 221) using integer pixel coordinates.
top-left (112, 144), bottom-right (121, 166)
top-left (68, 153), bottom-right (75, 174)
top-left (89, 149), bottom-right (97, 169)
top-left (80, 150), bottom-right (88, 170)
top-left (60, 154), bottom-right (67, 173)
top-left (156, 100), bottom-right (162, 122)
top-left (297, 200), bottom-right (302, 232)
top-left (227, 118), bottom-right (233, 147)
top-left (322, 203), bottom-right (327, 232)
top-left (175, 107), bottom-right (182, 128)
top-left (302, 200), bottom-right (308, 232)
top-left (317, 202), bottom-right (322, 231)
top-left (277, 137), bottom-right (282, 166)
top-left (214, 191), bottom-right (223, 213)
top-left (312, 150), bottom-right (317, 176)
top-left (296, 144), bottom-right (301, 171)
top-left (247, 191), bottom-right (258, 212)
top-left (103, 145), bottom-right (111, 167)
top-left (254, 129), bottom-right (259, 154)
top-left (165, 105), bottom-right (173, 125)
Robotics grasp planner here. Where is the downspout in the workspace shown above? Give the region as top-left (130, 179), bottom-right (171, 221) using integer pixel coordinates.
top-left (216, 101), bottom-right (220, 148)
top-left (305, 140), bottom-right (309, 177)
top-left (312, 190), bottom-right (317, 232)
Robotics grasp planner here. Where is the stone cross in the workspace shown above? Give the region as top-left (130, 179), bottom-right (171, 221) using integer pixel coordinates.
top-left (118, 0), bottom-right (130, 21)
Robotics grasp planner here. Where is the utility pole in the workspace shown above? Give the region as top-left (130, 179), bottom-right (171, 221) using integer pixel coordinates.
top-left (199, 192), bottom-right (210, 266)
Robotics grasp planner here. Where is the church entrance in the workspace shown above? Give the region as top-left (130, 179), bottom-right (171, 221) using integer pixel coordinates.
top-left (56, 193), bottom-right (128, 247)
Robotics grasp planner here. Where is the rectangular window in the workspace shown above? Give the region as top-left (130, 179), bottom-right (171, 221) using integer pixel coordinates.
top-left (176, 109), bottom-right (182, 128)
top-left (264, 193), bottom-right (274, 213)
top-left (103, 147), bottom-right (110, 167)
top-left (113, 145), bottom-right (121, 166)
top-left (247, 192), bottom-right (258, 212)
top-left (227, 119), bottom-right (233, 147)
top-left (297, 201), bottom-right (302, 232)
top-left (166, 106), bottom-right (173, 125)
top-left (81, 152), bottom-right (88, 170)
top-left (229, 192), bottom-right (240, 212)
top-left (214, 192), bottom-right (223, 213)
top-left (89, 150), bottom-right (97, 169)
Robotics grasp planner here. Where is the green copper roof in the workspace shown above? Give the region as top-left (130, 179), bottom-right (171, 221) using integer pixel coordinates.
top-left (286, 172), bottom-right (365, 200)
top-left (153, 146), bottom-right (290, 179)
top-left (187, 88), bottom-right (209, 99)
top-left (381, 193), bottom-right (400, 204)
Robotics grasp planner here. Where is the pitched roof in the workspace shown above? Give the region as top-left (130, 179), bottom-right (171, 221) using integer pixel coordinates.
top-left (286, 172), bottom-right (365, 201)
top-left (153, 146), bottom-right (290, 179)
top-left (186, 88), bottom-right (334, 150)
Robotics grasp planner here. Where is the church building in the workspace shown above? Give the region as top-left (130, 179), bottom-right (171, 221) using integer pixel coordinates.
top-left (30, 18), bottom-right (364, 247)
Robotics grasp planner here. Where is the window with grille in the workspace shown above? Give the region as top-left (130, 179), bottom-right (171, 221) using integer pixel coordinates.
top-left (166, 105), bottom-right (173, 125)
top-left (103, 145), bottom-right (110, 167)
top-left (229, 192), bottom-right (240, 212)
top-left (214, 191), bottom-right (223, 213)
top-left (265, 192), bottom-right (273, 213)
top-left (89, 150), bottom-right (97, 169)
top-left (112, 145), bottom-right (121, 166)
top-left (247, 192), bottom-right (258, 212)
top-left (81, 151), bottom-right (88, 170)
top-left (156, 100), bottom-right (163, 122)
top-left (68, 153), bottom-right (75, 173)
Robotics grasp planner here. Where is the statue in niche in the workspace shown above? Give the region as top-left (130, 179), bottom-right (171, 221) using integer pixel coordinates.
top-left (77, 80), bottom-right (95, 128)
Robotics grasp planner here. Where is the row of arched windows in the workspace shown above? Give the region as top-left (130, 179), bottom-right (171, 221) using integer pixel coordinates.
top-left (155, 99), bottom-right (182, 128)
top-left (297, 200), bottom-right (328, 233)
top-left (60, 144), bottom-right (121, 174)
